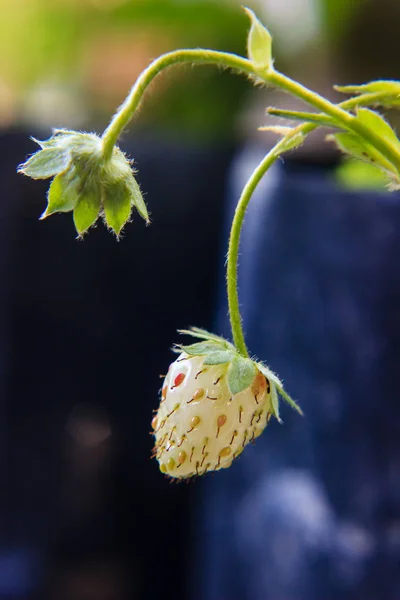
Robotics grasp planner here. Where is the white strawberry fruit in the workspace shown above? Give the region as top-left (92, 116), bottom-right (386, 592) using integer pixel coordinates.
top-left (152, 328), bottom-right (302, 479)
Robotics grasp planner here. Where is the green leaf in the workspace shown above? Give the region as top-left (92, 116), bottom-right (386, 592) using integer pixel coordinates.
top-left (335, 80), bottom-right (400, 101)
top-left (270, 384), bottom-right (281, 423)
top-left (128, 176), bottom-right (150, 224)
top-left (335, 81), bottom-right (400, 110)
top-left (277, 385), bottom-right (303, 416)
top-left (335, 159), bottom-right (389, 191)
top-left (73, 184), bottom-right (101, 235)
top-left (244, 7), bottom-right (272, 70)
top-left (266, 107), bottom-right (337, 127)
top-left (41, 169), bottom-right (80, 218)
top-left (356, 108), bottom-right (400, 148)
top-left (328, 132), bottom-right (397, 175)
top-left (227, 357), bottom-right (256, 395)
top-left (178, 327), bottom-right (233, 347)
top-left (203, 350), bottom-right (236, 365)
top-left (18, 147), bottom-right (70, 179)
top-left (179, 340), bottom-right (224, 355)
top-left (103, 180), bottom-right (132, 235)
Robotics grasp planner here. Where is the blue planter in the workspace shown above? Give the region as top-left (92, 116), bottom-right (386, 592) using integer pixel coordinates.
top-left (195, 147), bottom-right (400, 600)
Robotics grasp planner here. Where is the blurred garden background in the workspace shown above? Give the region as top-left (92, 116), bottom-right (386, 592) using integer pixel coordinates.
top-left (1, 1), bottom-right (400, 599)
top-left (3, 0), bottom-right (399, 142)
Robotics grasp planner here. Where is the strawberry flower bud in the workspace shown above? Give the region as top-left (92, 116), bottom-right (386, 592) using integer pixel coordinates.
top-left (18, 130), bottom-right (149, 236)
top-left (152, 328), bottom-right (302, 479)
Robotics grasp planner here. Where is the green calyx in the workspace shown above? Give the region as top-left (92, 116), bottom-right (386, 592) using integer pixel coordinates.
top-left (18, 130), bottom-right (149, 236)
top-left (176, 327), bottom-right (303, 420)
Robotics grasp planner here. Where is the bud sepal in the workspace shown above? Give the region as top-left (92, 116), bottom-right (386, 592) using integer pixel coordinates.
top-left (18, 130), bottom-right (149, 236)
top-left (244, 7), bottom-right (273, 72)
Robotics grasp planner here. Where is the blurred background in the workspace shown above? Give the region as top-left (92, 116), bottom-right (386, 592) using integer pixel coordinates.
top-left (1, 0), bottom-right (400, 598)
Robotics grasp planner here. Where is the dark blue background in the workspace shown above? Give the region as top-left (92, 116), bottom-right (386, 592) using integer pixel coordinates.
top-left (1, 135), bottom-right (400, 599)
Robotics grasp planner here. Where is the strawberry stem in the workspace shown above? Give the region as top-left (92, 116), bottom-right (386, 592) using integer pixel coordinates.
top-left (267, 70), bottom-right (400, 171)
top-left (226, 122), bottom-right (315, 357)
top-left (101, 50), bottom-right (254, 162)
top-left (98, 32), bottom-right (400, 356)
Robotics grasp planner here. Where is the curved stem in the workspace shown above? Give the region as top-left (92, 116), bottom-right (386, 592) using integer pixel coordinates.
top-left (267, 70), bottom-right (400, 171)
top-left (102, 49), bottom-right (400, 171)
top-left (226, 88), bottom-right (399, 356)
top-left (226, 154), bottom-right (272, 356)
top-left (99, 47), bottom-right (400, 356)
top-left (226, 123), bottom-right (315, 356)
top-left (101, 50), bottom-right (253, 160)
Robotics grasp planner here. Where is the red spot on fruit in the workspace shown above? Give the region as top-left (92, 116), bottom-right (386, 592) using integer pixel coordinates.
top-left (173, 372), bottom-right (185, 388)
top-left (252, 372), bottom-right (266, 399)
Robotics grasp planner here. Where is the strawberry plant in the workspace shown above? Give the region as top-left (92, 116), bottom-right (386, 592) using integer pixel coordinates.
top-left (18, 8), bottom-right (400, 478)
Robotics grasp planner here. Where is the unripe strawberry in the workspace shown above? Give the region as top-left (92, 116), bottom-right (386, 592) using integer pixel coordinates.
top-left (151, 328), bottom-right (302, 479)
top-left (153, 353), bottom-right (271, 478)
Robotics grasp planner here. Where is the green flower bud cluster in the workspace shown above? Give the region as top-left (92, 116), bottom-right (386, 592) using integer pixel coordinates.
top-left (18, 130), bottom-right (149, 236)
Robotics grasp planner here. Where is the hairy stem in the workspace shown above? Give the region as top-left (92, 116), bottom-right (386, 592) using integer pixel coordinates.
top-left (267, 70), bottom-right (400, 170)
top-left (225, 91), bottom-right (396, 356)
top-left (100, 47), bottom-right (400, 354)
top-left (101, 50), bottom-right (253, 160)
top-left (226, 123), bottom-right (315, 356)
top-left (102, 47), bottom-right (400, 172)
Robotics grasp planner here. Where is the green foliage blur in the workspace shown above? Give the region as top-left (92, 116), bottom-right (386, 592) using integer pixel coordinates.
top-left (0, 0), bottom-right (253, 141)
top-left (2, 0), bottom-right (397, 145)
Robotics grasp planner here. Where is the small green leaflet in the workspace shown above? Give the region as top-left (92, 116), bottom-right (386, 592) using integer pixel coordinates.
top-left (335, 159), bottom-right (388, 191)
top-left (41, 169), bottom-right (80, 218)
top-left (356, 108), bottom-right (400, 149)
top-left (228, 356), bottom-right (256, 395)
top-left (335, 80), bottom-right (400, 108)
top-left (328, 132), bottom-right (397, 178)
top-left (277, 385), bottom-right (303, 416)
top-left (335, 80), bottom-right (400, 95)
top-left (73, 184), bottom-right (101, 235)
top-left (179, 340), bottom-right (225, 356)
top-left (178, 327), bottom-right (234, 348)
top-left (177, 328), bottom-right (238, 364)
top-left (257, 362), bottom-right (303, 416)
top-left (31, 130), bottom-right (79, 150)
top-left (266, 107), bottom-right (337, 128)
top-left (18, 147), bottom-right (70, 179)
top-left (103, 180), bottom-right (132, 236)
top-left (203, 350), bottom-right (236, 365)
top-left (270, 384), bottom-right (281, 423)
top-left (128, 175), bottom-right (150, 224)
top-left (244, 7), bottom-right (272, 70)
